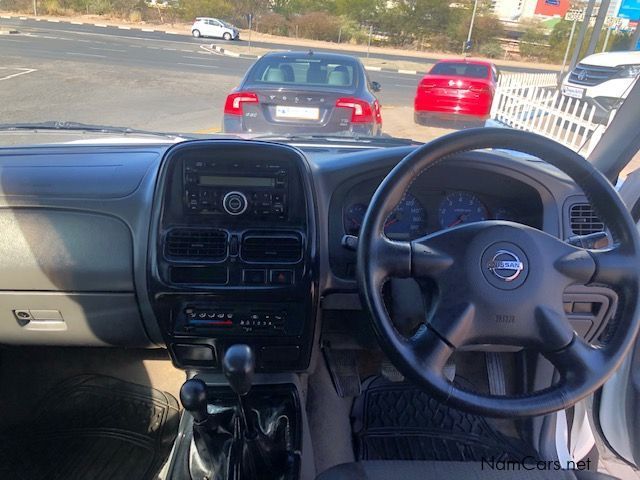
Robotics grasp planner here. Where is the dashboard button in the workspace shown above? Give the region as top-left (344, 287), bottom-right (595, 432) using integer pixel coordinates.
top-left (223, 191), bottom-right (248, 215)
top-left (270, 269), bottom-right (294, 285)
top-left (243, 269), bottom-right (266, 285)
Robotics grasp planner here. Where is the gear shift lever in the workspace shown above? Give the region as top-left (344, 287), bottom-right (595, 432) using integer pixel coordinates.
top-left (223, 344), bottom-right (255, 436)
top-left (180, 378), bottom-right (208, 424)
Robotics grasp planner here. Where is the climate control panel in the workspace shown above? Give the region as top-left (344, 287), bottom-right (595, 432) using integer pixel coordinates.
top-left (174, 302), bottom-right (303, 337)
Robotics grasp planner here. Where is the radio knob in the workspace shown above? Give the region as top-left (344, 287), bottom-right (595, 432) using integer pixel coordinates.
top-left (223, 191), bottom-right (248, 216)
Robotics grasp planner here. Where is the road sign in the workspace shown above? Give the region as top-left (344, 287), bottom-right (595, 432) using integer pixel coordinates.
top-left (618, 0), bottom-right (640, 21)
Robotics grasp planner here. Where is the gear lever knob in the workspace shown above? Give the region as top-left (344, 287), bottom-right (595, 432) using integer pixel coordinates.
top-left (180, 378), bottom-right (208, 423)
top-left (223, 344), bottom-right (255, 397)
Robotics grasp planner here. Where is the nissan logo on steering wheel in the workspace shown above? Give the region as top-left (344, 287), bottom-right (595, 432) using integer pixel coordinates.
top-left (487, 250), bottom-right (524, 282)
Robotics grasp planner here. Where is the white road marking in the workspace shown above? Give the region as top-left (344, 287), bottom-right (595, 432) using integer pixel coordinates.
top-left (118, 26), bottom-right (131, 30)
top-left (0, 67), bottom-right (37, 81)
top-left (182, 55), bottom-right (210, 60)
top-left (95, 24), bottom-right (107, 27)
top-left (148, 46), bottom-right (160, 49)
top-left (178, 62), bottom-right (219, 69)
top-left (0, 15), bottom-right (12, 19)
top-left (141, 28), bottom-right (154, 32)
top-left (47, 19), bottom-right (60, 23)
top-left (89, 46), bottom-right (126, 52)
top-left (365, 66), bottom-right (382, 71)
top-left (19, 16), bottom-right (27, 20)
top-left (66, 52), bottom-right (105, 57)
top-left (163, 48), bottom-right (177, 51)
top-left (398, 69), bottom-right (418, 75)
top-left (166, 31), bottom-right (179, 35)
top-left (71, 21), bottom-right (83, 25)
top-left (180, 49), bottom-right (191, 52)
top-left (35, 18), bottom-right (42, 21)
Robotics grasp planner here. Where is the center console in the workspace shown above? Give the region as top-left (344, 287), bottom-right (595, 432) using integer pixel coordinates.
top-left (148, 140), bottom-right (317, 372)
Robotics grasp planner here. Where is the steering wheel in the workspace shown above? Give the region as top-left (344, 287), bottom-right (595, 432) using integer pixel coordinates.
top-left (357, 128), bottom-right (640, 418)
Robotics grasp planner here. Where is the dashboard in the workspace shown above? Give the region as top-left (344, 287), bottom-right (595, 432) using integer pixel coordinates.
top-left (342, 171), bottom-right (542, 241)
top-left (0, 139), bottom-right (617, 373)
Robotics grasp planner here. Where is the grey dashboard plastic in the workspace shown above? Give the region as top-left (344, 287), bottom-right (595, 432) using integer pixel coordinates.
top-left (0, 145), bottom-right (168, 347)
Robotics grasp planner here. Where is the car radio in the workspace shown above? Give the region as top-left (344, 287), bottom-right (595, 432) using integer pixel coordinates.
top-left (183, 158), bottom-right (289, 219)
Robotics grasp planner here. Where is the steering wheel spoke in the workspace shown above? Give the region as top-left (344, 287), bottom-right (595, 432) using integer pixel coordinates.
top-left (409, 325), bottom-right (455, 378)
top-left (543, 335), bottom-right (602, 387)
top-left (589, 246), bottom-right (638, 286)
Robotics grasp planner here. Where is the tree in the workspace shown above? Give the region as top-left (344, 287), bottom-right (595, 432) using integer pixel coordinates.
top-left (334, 0), bottom-right (382, 25)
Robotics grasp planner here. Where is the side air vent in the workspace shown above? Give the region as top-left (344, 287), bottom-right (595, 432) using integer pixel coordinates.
top-left (241, 232), bottom-right (303, 263)
top-left (165, 228), bottom-right (227, 261)
top-left (570, 204), bottom-right (605, 235)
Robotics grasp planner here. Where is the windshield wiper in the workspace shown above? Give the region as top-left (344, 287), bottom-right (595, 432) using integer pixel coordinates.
top-left (0, 121), bottom-right (190, 140)
top-left (253, 133), bottom-right (419, 146)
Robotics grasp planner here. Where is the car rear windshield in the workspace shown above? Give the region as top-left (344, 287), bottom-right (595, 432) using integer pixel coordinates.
top-left (430, 62), bottom-right (489, 79)
top-left (247, 58), bottom-right (358, 89)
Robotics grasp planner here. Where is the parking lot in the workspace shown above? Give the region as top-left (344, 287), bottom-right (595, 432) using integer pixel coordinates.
top-left (6, 16), bottom-right (562, 142)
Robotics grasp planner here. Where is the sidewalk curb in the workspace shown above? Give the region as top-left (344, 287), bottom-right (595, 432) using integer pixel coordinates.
top-left (209, 43), bottom-right (427, 76)
top-left (0, 13), bottom-right (185, 36)
top-left (209, 44), bottom-right (260, 60)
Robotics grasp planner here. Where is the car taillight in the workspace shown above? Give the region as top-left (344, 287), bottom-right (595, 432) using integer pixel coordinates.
top-left (469, 85), bottom-right (491, 94)
top-left (373, 100), bottom-right (382, 125)
top-left (224, 92), bottom-right (259, 115)
top-left (335, 97), bottom-right (374, 123)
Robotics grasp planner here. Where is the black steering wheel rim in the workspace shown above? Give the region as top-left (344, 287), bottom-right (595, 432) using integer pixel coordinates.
top-left (357, 128), bottom-right (640, 418)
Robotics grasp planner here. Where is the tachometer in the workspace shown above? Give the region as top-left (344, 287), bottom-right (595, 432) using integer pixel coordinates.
top-left (343, 194), bottom-right (427, 239)
top-left (438, 191), bottom-right (488, 229)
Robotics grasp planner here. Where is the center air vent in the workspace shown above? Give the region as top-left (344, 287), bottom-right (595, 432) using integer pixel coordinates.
top-left (570, 203), bottom-right (605, 235)
top-left (165, 228), bottom-right (227, 261)
top-left (242, 232), bottom-right (303, 263)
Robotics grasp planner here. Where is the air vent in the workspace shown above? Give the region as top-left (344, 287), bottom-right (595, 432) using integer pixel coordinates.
top-left (165, 228), bottom-right (227, 261)
top-left (570, 204), bottom-right (605, 235)
top-left (242, 232), bottom-right (303, 263)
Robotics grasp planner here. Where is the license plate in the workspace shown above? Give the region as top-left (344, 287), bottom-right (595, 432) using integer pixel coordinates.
top-left (561, 85), bottom-right (585, 99)
top-left (275, 106), bottom-right (319, 120)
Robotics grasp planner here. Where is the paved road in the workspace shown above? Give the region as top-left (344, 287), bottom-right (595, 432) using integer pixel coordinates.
top-left (0, 17), bottom-right (423, 133)
top-left (0, 16), bottom-right (557, 75)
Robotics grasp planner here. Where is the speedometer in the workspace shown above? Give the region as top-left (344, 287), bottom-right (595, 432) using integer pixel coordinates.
top-left (438, 191), bottom-right (488, 229)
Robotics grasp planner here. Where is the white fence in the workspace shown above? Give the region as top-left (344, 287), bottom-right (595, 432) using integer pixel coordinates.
top-left (490, 73), bottom-right (616, 156)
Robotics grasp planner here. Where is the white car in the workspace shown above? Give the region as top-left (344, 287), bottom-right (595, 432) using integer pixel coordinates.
top-left (191, 17), bottom-right (239, 40)
top-left (561, 51), bottom-right (640, 117)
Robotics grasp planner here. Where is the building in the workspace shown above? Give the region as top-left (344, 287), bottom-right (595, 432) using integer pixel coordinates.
top-left (491, 0), bottom-right (570, 21)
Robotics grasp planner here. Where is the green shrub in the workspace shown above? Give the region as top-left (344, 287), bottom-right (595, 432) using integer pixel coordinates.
top-left (290, 11), bottom-right (341, 42)
top-left (479, 42), bottom-right (503, 59)
top-left (255, 12), bottom-right (289, 36)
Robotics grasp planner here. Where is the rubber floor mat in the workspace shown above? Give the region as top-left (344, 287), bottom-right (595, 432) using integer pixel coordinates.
top-left (352, 376), bottom-right (537, 462)
top-left (0, 374), bottom-right (180, 480)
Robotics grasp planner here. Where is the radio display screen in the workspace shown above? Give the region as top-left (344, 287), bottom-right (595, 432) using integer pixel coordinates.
top-left (199, 175), bottom-right (276, 188)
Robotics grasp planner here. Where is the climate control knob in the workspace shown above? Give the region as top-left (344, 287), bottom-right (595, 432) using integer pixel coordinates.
top-left (223, 191), bottom-right (248, 216)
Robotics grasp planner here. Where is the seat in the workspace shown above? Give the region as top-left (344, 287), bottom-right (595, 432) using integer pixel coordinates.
top-left (280, 64), bottom-right (295, 82)
top-left (264, 67), bottom-right (285, 83)
top-left (327, 66), bottom-right (350, 87)
top-left (316, 461), bottom-right (619, 480)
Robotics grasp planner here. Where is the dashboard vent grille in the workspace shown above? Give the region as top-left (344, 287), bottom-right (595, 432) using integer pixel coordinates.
top-left (242, 232), bottom-right (303, 263)
top-left (570, 204), bottom-right (604, 235)
top-left (165, 228), bottom-right (227, 260)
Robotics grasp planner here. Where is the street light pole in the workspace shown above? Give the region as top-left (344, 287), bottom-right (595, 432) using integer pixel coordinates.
top-left (463, 0), bottom-right (479, 55)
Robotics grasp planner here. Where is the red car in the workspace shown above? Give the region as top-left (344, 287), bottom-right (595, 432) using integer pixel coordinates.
top-left (414, 59), bottom-right (498, 126)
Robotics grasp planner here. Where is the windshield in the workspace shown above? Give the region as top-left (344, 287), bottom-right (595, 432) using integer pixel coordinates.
top-left (1, 1), bottom-right (639, 154)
